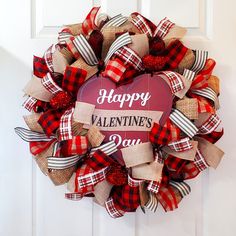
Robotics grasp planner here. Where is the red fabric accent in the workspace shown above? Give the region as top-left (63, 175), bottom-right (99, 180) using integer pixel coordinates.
top-left (181, 162), bottom-right (200, 180)
top-left (165, 155), bottom-right (187, 173)
top-left (29, 139), bottom-right (56, 155)
top-left (60, 136), bottom-right (89, 156)
top-left (33, 56), bottom-right (49, 78)
top-left (62, 66), bottom-right (87, 97)
top-left (198, 129), bottom-right (224, 144)
top-left (165, 40), bottom-right (188, 70)
top-left (82, 7), bottom-right (100, 35)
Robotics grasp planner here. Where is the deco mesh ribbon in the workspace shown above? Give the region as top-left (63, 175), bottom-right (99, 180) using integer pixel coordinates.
top-left (16, 7), bottom-right (224, 218)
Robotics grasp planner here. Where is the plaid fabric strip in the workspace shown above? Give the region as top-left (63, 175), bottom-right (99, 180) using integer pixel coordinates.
top-left (102, 58), bottom-right (126, 82)
top-left (128, 175), bottom-right (143, 187)
top-left (73, 34), bottom-right (98, 66)
top-left (190, 74), bottom-right (208, 90)
top-left (75, 164), bottom-right (94, 194)
top-left (157, 185), bottom-right (178, 212)
top-left (105, 198), bottom-right (125, 218)
top-left (154, 150), bottom-right (167, 164)
top-left (30, 139), bottom-right (56, 155)
top-left (145, 192), bottom-right (158, 212)
top-left (165, 155), bottom-right (187, 173)
top-left (164, 118), bottom-right (181, 141)
top-left (58, 28), bottom-right (72, 45)
top-left (59, 107), bottom-right (74, 141)
top-left (102, 14), bottom-right (127, 28)
top-left (44, 44), bottom-right (56, 72)
top-left (149, 122), bottom-right (172, 146)
top-left (181, 162), bottom-right (200, 180)
top-left (104, 32), bottom-right (132, 64)
top-left (66, 37), bottom-right (80, 59)
top-left (153, 17), bottom-right (175, 38)
top-left (117, 66), bottom-right (138, 86)
top-left (198, 114), bottom-right (221, 135)
top-left (15, 127), bottom-right (54, 142)
top-left (33, 55), bottom-right (49, 78)
top-left (41, 72), bottom-right (63, 95)
top-left (168, 137), bottom-right (193, 152)
top-left (62, 66), bottom-right (87, 97)
top-left (114, 46), bottom-right (144, 71)
top-left (158, 71), bottom-right (185, 93)
top-left (169, 181), bottom-right (191, 198)
top-left (131, 14), bottom-right (153, 37)
top-left (77, 167), bottom-right (109, 189)
top-left (86, 149), bottom-right (115, 171)
top-left (82, 7), bottom-right (100, 35)
top-left (90, 141), bottom-right (117, 156)
top-left (194, 149), bottom-right (209, 171)
top-left (169, 108), bottom-right (198, 138)
top-left (33, 100), bottom-right (49, 113)
top-left (65, 193), bottom-right (83, 201)
top-left (165, 40), bottom-right (188, 70)
top-left (191, 50), bottom-right (208, 74)
top-left (200, 58), bottom-right (216, 80)
top-left (38, 109), bottom-right (63, 136)
top-left (22, 96), bottom-right (37, 111)
top-left (47, 154), bottom-right (84, 170)
top-left (112, 184), bottom-right (140, 212)
top-left (198, 129), bottom-right (224, 144)
top-left (147, 180), bottom-right (160, 194)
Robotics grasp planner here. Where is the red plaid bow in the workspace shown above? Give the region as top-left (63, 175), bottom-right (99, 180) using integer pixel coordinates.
top-left (33, 55), bottom-right (49, 78)
top-left (165, 155), bottom-right (187, 174)
top-left (168, 138), bottom-right (193, 152)
top-left (82, 7), bottom-right (100, 35)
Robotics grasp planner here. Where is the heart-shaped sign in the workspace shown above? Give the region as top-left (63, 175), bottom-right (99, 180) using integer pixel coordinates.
top-left (77, 74), bottom-right (173, 163)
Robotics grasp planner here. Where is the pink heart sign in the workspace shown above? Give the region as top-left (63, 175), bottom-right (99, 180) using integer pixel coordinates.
top-left (77, 74), bottom-right (173, 163)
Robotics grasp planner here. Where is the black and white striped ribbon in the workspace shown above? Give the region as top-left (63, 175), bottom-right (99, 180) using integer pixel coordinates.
top-left (191, 50), bottom-right (208, 73)
top-left (58, 30), bottom-right (72, 45)
top-left (169, 181), bottom-right (191, 198)
top-left (73, 34), bottom-right (99, 66)
top-left (104, 32), bottom-right (132, 64)
top-left (15, 127), bottom-right (54, 142)
top-left (183, 69), bottom-right (195, 81)
top-left (47, 154), bottom-right (85, 170)
top-left (90, 140), bottom-right (117, 156)
top-left (191, 87), bottom-right (218, 104)
top-left (169, 109), bottom-right (198, 138)
top-left (102, 14), bottom-right (128, 29)
top-left (145, 192), bottom-right (158, 212)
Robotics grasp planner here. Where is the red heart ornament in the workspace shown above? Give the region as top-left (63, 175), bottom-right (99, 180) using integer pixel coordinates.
top-left (77, 74), bottom-right (173, 163)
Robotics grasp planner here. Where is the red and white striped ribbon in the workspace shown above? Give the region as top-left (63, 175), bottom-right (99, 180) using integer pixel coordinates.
top-left (168, 137), bottom-right (193, 152)
top-left (41, 72), bottom-right (63, 95)
top-left (22, 96), bottom-right (37, 111)
top-left (153, 17), bottom-right (175, 38)
top-left (198, 114), bottom-right (221, 135)
top-left (59, 107), bottom-right (74, 141)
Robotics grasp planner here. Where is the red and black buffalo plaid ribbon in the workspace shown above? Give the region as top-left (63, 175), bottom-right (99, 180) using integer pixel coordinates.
top-left (181, 162), bottom-right (200, 180)
top-left (62, 66), bottom-right (87, 97)
top-left (165, 40), bottom-right (188, 70)
top-left (165, 155), bottom-right (187, 173)
top-left (198, 129), bottom-right (224, 144)
top-left (149, 122), bottom-right (172, 146)
top-left (86, 149), bottom-right (115, 171)
top-left (60, 135), bottom-right (89, 157)
top-left (33, 55), bottom-right (49, 78)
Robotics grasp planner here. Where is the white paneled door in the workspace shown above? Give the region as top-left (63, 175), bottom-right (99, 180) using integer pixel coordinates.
top-left (0, 0), bottom-right (235, 235)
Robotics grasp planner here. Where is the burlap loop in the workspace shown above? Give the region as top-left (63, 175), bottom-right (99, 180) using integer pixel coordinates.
top-left (121, 142), bottom-right (154, 168)
top-left (23, 76), bottom-right (53, 102)
top-left (208, 75), bottom-right (220, 95)
top-left (73, 102), bottom-right (95, 125)
top-left (87, 125), bottom-right (105, 147)
top-left (24, 113), bottom-right (44, 133)
top-left (52, 50), bottom-right (69, 74)
top-left (164, 25), bottom-right (187, 40)
top-left (129, 34), bottom-right (149, 58)
top-left (176, 97), bottom-right (198, 120)
top-left (177, 49), bottom-right (195, 74)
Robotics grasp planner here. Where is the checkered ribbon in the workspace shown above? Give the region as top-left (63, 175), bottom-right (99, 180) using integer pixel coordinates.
top-left (157, 71), bottom-right (185, 93)
top-left (182, 162), bottom-right (200, 180)
top-left (86, 149), bottom-right (115, 171)
top-left (90, 140), bottom-right (117, 156)
top-left (194, 149), bottom-right (209, 171)
top-left (22, 96), bottom-right (37, 112)
top-left (153, 17), bottom-right (175, 38)
top-left (191, 50), bottom-right (208, 74)
top-left (101, 14), bottom-right (128, 29)
top-left (60, 136), bottom-right (89, 156)
top-left (114, 46), bottom-right (144, 71)
top-left (145, 192), bottom-right (158, 212)
top-left (165, 155), bottom-right (187, 173)
top-left (131, 13), bottom-right (153, 37)
top-left (30, 139), bottom-right (56, 155)
top-left (199, 129), bottom-right (224, 144)
top-left (77, 167), bottom-right (109, 189)
top-left (102, 58), bottom-right (126, 82)
top-left (198, 114), bottom-right (221, 135)
top-left (147, 180), bottom-right (160, 194)
top-left (82, 7), bottom-right (100, 35)
top-left (65, 193), bottom-right (83, 201)
top-left (47, 154), bottom-right (85, 170)
top-left (41, 72), bottom-right (63, 95)
top-left (33, 55), bottom-right (49, 78)
top-left (58, 28), bottom-right (72, 45)
top-left (105, 198), bottom-right (125, 218)
top-left (58, 107), bottom-right (74, 141)
top-left (44, 44), bottom-right (58, 72)
top-left (128, 175), bottom-right (143, 187)
top-left (169, 108), bottom-right (198, 138)
top-left (169, 181), bottom-right (191, 198)
top-left (15, 127), bottom-right (55, 142)
top-left (168, 137), bottom-right (193, 152)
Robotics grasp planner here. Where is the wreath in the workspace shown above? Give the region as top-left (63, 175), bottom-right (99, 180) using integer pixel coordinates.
top-left (15, 7), bottom-right (224, 218)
